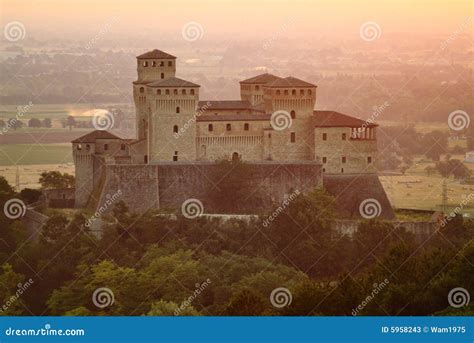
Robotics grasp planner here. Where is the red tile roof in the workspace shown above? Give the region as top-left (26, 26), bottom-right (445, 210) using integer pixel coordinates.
top-left (313, 111), bottom-right (377, 128)
top-left (71, 130), bottom-right (122, 143)
top-left (266, 76), bottom-right (317, 88)
top-left (240, 73), bottom-right (282, 84)
top-left (148, 77), bottom-right (199, 88)
top-left (137, 49), bottom-right (176, 59)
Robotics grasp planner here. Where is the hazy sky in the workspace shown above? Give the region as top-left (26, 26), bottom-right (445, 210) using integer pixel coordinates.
top-left (1, 0), bottom-right (473, 40)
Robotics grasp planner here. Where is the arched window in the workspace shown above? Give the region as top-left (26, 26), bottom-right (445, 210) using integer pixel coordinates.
top-left (276, 90), bottom-right (281, 95)
top-left (255, 85), bottom-right (260, 91)
top-left (292, 89), bottom-right (296, 95)
top-left (284, 89), bottom-right (289, 95)
top-left (232, 152), bottom-right (239, 161)
top-left (290, 132), bottom-right (296, 143)
top-left (165, 89), bottom-right (170, 95)
top-left (226, 123), bottom-right (231, 131)
top-left (161, 73), bottom-right (164, 79)
top-left (308, 89), bottom-right (312, 95)
top-left (104, 144), bottom-right (109, 151)
top-left (168, 61), bottom-right (173, 67)
top-left (290, 110), bottom-right (296, 119)
top-left (176, 106), bottom-right (180, 114)
top-left (160, 61), bottom-right (164, 67)
top-left (244, 123), bottom-right (249, 131)
top-left (190, 89), bottom-right (195, 95)
top-left (139, 87), bottom-right (145, 93)
top-left (208, 124), bottom-right (213, 132)
top-left (77, 144), bottom-right (82, 150)
top-left (143, 61), bottom-right (148, 67)
top-left (174, 89), bottom-right (178, 95)
top-left (86, 144), bottom-right (90, 151)
top-left (300, 89), bottom-right (305, 95)
top-left (157, 89), bottom-right (161, 95)
top-left (152, 61), bottom-right (156, 67)
top-left (173, 125), bottom-right (178, 133)
top-left (182, 89), bottom-right (186, 95)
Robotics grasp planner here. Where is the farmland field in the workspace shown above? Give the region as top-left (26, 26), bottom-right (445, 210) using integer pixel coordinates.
top-left (0, 144), bottom-right (73, 166)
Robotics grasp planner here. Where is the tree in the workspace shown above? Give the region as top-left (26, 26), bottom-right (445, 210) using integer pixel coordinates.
top-left (225, 288), bottom-right (266, 315)
top-left (0, 119), bottom-right (5, 127)
top-left (20, 188), bottom-right (42, 204)
top-left (42, 118), bottom-right (52, 128)
top-left (39, 171), bottom-right (75, 189)
top-left (66, 116), bottom-right (76, 130)
top-left (147, 300), bottom-right (200, 316)
top-left (435, 159), bottom-right (471, 179)
top-left (28, 118), bottom-right (42, 128)
top-left (7, 118), bottom-right (23, 130)
top-left (422, 131), bottom-right (448, 161)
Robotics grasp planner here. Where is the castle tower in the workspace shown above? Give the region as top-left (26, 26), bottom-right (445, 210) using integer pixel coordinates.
top-left (263, 77), bottom-right (317, 160)
top-left (133, 49), bottom-right (177, 141)
top-left (239, 73), bottom-right (281, 106)
top-left (148, 77), bottom-right (200, 162)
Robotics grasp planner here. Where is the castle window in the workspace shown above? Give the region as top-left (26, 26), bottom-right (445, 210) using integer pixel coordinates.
top-left (86, 144), bottom-right (90, 151)
top-left (255, 85), bottom-right (260, 91)
top-left (290, 132), bottom-right (296, 143)
top-left (166, 89), bottom-right (170, 95)
top-left (173, 89), bottom-right (178, 95)
top-left (190, 89), bottom-right (195, 95)
top-left (341, 168), bottom-right (344, 174)
top-left (323, 168), bottom-right (326, 172)
top-left (342, 156), bottom-right (346, 163)
top-left (104, 144), bottom-right (109, 151)
top-left (173, 125), bottom-right (178, 133)
top-left (322, 133), bottom-right (327, 141)
top-left (152, 61), bottom-right (156, 67)
top-left (342, 133), bottom-right (346, 140)
top-left (308, 89), bottom-right (312, 95)
top-left (160, 61), bottom-right (164, 67)
top-left (290, 110), bottom-right (296, 119)
top-left (284, 89), bottom-right (289, 95)
top-left (157, 89), bottom-right (161, 95)
top-left (140, 87), bottom-right (145, 93)
top-left (77, 144), bottom-right (82, 150)
top-left (173, 155), bottom-right (178, 161)
top-left (244, 123), bottom-right (249, 131)
top-left (168, 61), bottom-right (172, 67)
top-left (176, 106), bottom-right (180, 114)
top-left (143, 61), bottom-right (148, 67)
top-left (300, 89), bottom-right (305, 95)
top-left (226, 124), bottom-right (231, 131)
top-left (232, 152), bottom-right (239, 161)
top-left (276, 90), bottom-right (281, 95)
top-left (161, 73), bottom-right (164, 79)
top-left (292, 89), bottom-right (296, 95)
top-left (144, 155), bottom-right (148, 163)
top-left (368, 156), bottom-right (372, 164)
top-left (182, 89), bottom-right (186, 95)
top-left (121, 144), bottom-right (126, 150)
top-left (208, 124), bottom-right (213, 132)
top-left (322, 157), bottom-right (327, 163)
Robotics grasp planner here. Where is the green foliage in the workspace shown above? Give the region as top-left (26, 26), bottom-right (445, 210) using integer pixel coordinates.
top-left (20, 188), bottom-right (42, 204)
top-left (39, 171), bottom-right (75, 189)
top-left (147, 300), bottom-right (200, 316)
top-left (435, 159), bottom-right (471, 179)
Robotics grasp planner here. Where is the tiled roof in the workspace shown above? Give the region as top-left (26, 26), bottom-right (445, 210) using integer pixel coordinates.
top-left (148, 77), bottom-right (199, 88)
top-left (197, 114), bottom-right (271, 122)
top-left (240, 73), bottom-right (282, 84)
top-left (71, 130), bottom-right (122, 143)
top-left (313, 111), bottom-right (377, 128)
top-left (137, 49), bottom-right (176, 59)
top-left (266, 76), bottom-right (317, 88)
top-left (197, 100), bottom-right (252, 110)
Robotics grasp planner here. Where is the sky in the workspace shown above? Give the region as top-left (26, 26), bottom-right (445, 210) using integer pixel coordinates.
top-left (1, 0), bottom-right (473, 41)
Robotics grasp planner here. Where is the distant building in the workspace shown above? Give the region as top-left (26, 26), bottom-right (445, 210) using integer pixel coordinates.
top-left (465, 151), bottom-right (474, 163)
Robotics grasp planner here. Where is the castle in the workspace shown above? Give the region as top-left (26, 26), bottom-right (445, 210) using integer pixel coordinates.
top-left (72, 49), bottom-right (393, 218)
